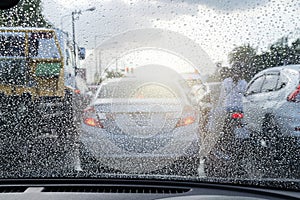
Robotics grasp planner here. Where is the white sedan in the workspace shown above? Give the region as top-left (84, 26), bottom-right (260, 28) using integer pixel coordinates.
top-left (79, 71), bottom-right (201, 175)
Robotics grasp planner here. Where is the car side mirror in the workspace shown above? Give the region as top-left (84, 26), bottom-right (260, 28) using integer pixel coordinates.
top-left (78, 47), bottom-right (86, 60)
top-left (0, 0), bottom-right (19, 9)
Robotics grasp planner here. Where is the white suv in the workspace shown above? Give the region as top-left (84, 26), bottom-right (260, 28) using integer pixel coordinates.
top-left (243, 65), bottom-right (300, 176)
top-left (243, 65), bottom-right (300, 138)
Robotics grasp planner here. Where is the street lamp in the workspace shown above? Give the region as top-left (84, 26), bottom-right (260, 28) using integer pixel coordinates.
top-left (71, 6), bottom-right (96, 76)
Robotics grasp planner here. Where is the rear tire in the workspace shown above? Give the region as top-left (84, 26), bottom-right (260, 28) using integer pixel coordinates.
top-left (260, 114), bottom-right (295, 178)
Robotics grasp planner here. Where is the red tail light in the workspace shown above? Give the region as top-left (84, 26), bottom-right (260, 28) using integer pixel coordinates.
top-left (231, 112), bottom-right (244, 119)
top-left (176, 106), bottom-right (196, 127)
top-left (176, 116), bottom-right (195, 127)
top-left (83, 106), bottom-right (103, 128)
top-left (74, 89), bottom-right (81, 94)
top-left (84, 118), bottom-right (102, 127)
top-left (287, 84), bottom-right (300, 102)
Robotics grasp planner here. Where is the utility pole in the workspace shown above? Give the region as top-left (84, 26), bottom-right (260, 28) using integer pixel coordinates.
top-left (72, 11), bottom-right (77, 76)
top-left (70, 7), bottom-right (96, 76)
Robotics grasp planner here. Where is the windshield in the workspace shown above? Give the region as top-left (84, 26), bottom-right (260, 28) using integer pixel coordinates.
top-left (0, 0), bottom-right (299, 190)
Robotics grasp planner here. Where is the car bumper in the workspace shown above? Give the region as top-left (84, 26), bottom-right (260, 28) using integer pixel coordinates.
top-left (79, 123), bottom-right (200, 173)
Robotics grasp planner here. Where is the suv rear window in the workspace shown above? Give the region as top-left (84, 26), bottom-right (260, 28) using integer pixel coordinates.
top-left (261, 74), bottom-right (279, 92)
top-left (246, 75), bottom-right (264, 95)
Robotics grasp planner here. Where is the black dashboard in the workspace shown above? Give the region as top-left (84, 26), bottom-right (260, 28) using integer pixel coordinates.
top-left (0, 179), bottom-right (298, 200)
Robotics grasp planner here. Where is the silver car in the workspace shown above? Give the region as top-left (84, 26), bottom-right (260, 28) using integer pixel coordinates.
top-left (79, 74), bottom-right (200, 175)
top-left (243, 65), bottom-right (300, 174)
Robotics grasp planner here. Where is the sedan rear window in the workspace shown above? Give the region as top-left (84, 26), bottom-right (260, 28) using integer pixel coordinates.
top-left (131, 84), bottom-right (176, 99)
top-left (98, 82), bottom-right (178, 99)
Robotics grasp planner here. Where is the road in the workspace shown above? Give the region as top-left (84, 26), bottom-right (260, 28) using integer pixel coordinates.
top-left (0, 109), bottom-right (297, 179)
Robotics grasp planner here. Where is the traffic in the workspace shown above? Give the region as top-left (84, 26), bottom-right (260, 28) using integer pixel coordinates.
top-left (0, 25), bottom-right (299, 180)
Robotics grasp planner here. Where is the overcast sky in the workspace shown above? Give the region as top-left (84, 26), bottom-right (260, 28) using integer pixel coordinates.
top-left (42, 0), bottom-right (300, 66)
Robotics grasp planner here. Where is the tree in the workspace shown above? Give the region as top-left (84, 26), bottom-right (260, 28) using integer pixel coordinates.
top-left (0, 0), bottom-right (51, 27)
top-left (105, 70), bottom-right (124, 79)
top-left (251, 36), bottom-right (300, 73)
top-left (228, 44), bottom-right (256, 65)
top-left (206, 66), bottom-right (231, 82)
top-left (229, 36), bottom-right (300, 82)
top-left (289, 38), bottom-right (300, 64)
top-left (228, 44), bottom-right (257, 81)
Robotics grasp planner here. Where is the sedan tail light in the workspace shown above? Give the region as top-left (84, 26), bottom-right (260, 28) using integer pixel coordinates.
top-left (83, 106), bottom-right (103, 128)
top-left (74, 89), bottom-right (81, 94)
top-left (287, 84), bottom-right (300, 102)
top-left (176, 106), bottom-right (196, 127)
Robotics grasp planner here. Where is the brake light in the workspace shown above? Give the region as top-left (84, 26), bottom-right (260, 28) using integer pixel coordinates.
top-left (176, 116), bottom-right (195, 127)
top-left (231, 112), bottom-right (244, 119)
top-left (287, 84), bottom-right (300, 102)
top-left (83, 106), bottom-right (103, 128)
top-left (176, 106), bottom-right (196, 127)
top-left (74, 89), bottom-right (81, 94)
top-left (84, 118), bottom-right (102, 127)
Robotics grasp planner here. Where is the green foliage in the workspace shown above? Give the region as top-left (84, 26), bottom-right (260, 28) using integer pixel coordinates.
top-left (206, 67), bottom-right (231, 82)
top-left (228, 36), bottom-right (300, 82)
top-left (228, 44), bottom-right (256, 82)
top-left (93, 70), bottom-right (124, 84)
top-left (228, 44), bottom-right (256, 65)
top-left (0, 0), bottom-right (51, 28)
top-left (105, 70), bottom-right (124, 79)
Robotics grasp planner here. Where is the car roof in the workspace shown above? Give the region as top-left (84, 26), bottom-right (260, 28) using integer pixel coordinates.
top-left (255, 64), bottom-right (300, 77)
